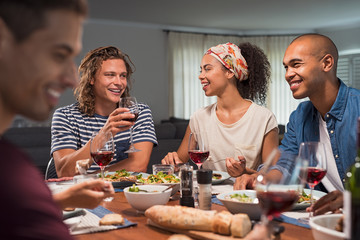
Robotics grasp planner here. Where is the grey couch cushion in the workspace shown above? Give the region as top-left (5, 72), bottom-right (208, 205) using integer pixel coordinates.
top-left (3, 127), bottom-right (51, 175)
top-left (154, 122), bottom-right (176, 139)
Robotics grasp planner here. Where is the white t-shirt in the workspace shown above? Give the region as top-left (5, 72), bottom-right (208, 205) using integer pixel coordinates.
top-left (189, 102), bottom-right (278, 171)
top-left (318, 114), bottom-right (344, 192)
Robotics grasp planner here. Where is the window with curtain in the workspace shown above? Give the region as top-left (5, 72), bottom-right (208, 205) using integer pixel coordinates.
top-left (167, 31), bottom-right (304, 125)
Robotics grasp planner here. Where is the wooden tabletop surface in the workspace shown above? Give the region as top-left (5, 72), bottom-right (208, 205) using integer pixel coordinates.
top-left (73, 191), bottom-right (314, 240)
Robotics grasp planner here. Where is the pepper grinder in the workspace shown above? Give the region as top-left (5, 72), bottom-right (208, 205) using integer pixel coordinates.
top-left (179, 164), bottom-right (194, 207)
top-left (196, 169), bottom-right (213, 210)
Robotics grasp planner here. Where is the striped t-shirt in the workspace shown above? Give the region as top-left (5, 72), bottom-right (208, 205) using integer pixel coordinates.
top-left (51, 102), bottom-right (157, 172)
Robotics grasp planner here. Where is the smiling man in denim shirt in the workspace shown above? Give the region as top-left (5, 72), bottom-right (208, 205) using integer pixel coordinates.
top-left (277, 33), bottom-right (360, 193)
top-left (235, 34), bottom-right (360, 199)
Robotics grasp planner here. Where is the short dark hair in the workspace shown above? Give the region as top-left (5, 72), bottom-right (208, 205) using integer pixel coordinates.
top-left (0, 0), bottom-right (88, 42)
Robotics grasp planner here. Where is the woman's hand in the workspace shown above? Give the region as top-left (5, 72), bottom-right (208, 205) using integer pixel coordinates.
top-left (226, 156), bottom-right (246, 177)
top-left (307, 190), bottom-right (343, 216)
top-left (53, 179), bottom-right (115, 209)
top-left (161, 152), bottom-right (184, 165)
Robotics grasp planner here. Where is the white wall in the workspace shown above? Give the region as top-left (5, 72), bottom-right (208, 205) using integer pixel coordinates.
top-left (57, 20), bottom-right (169, 124)
top-left (319, 26), bottom-right (360, 53)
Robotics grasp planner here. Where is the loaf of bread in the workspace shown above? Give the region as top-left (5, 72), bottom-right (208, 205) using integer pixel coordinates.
top-left (99, 213), bottom-right (125, 225)
top-left (145, 205), bottom-right (216, 231)
top-left (167, 234), bottom-right (193, 240)
top-left (230, 213), bottom-right (251, 238)
top-left (145, 205), bottom-right (251, 238)
top-left (211, 211), bottom-right (232, 235)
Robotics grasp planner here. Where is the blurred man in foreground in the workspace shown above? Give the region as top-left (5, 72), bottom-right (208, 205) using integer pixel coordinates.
top-left (0, 1), bottom-right (114, 239)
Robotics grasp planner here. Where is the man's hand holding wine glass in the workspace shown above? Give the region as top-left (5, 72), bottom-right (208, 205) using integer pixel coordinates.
top-left (100, 107), bottom-right (135, 137)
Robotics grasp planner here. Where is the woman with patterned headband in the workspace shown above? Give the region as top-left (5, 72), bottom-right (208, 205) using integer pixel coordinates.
top-left (162, 42), bottom-right (279, 189)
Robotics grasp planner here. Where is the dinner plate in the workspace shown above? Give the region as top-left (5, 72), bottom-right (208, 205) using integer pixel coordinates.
top-left (211, 171), bottom-right (231, 185)
top-left (194, 170), bottom-right (231, 185)
top-left (63, 208), bottom-right (86, 220)
top-left (292, 189), bottom-right (327, 210)
top-left (63, 215), bottom-right (83, 230)
top-left (103, 171), bottom-right (143, 189)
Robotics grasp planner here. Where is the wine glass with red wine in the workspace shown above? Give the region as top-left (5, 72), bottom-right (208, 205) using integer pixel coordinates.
top-left (255, 150), bottom-right (307, 229)
top-left (119, 97), bottom-right (141, 153)
top-left (188, 132), bottom-right (209, 169)
top-left (90, 131), bottom-right (115, 201)
top-left (298, 141), bottom-right (327, 223)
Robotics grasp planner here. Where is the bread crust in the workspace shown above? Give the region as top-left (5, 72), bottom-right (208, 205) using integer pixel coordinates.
top-left (211, 211), bottom-right (232, 235)
top-left (145, 205), bottom-right (252, 238)
top-left (230, 213), bottom-right (252, 237)
top-left (145, 205), bottom-right (216, 231)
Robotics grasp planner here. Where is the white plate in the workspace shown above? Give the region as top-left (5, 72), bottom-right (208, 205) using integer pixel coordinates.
top-left (63, 215), bottom-right (83, 230)
top-left (293, 189), bottom-right (327, 210)
top-left (211, 171), bottom-right (231, 185)
top-left (194, 170), bottom-right (231, 185)
top-left (102, 171), bottom-right (142, 189)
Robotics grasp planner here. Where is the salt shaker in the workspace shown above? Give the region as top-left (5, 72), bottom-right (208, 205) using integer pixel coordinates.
top-left (196, 169), bottom-right (212, 210)
top-left (179, 164), bottom-right (194, 207)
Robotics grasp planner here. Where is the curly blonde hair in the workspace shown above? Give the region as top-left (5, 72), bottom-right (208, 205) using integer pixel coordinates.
top-left (75, 46), bottom-right (135, 115)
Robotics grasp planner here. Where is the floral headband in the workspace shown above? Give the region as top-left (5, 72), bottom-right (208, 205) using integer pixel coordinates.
top-left (205, 42), bottom-right (249, 81)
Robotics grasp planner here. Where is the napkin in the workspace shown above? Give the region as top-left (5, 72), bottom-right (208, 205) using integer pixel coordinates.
top-left (68, 206), bottom-right (137, 235)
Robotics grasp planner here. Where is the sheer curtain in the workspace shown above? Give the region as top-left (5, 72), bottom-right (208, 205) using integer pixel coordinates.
top-left (168, 31), bottom-right (303, 125)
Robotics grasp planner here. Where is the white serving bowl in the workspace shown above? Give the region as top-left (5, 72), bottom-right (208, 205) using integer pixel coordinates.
top-left (309, 214), bottom-right (345, 240)
top-left (148, 182), bottom-right (180, 196)
top-left (124, 185), bottom-right (172, 212)
top-left (217, 190), bottom-right (261, 220)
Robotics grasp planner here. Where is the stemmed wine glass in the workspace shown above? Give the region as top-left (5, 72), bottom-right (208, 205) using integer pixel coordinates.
top-left (90, 131), bottom-right (115, 202)
top-left (119, 97), bottom-right (141, 153)
top-left (298, 141), bottom-right (327, 223)
top-left (188, 132), bottom-right (209, 169)
top-left (255, 150), bottom-right (307, 231)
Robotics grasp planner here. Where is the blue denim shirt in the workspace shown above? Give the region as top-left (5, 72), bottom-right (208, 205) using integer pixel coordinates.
top-left (273, 80), bottom-right (360, 188)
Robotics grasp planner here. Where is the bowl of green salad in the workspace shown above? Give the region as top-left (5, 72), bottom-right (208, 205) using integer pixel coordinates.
top-left (137, 171), bottom-right (180, 196)
top-left (124, 184), bottom-right (172, 213)
top-left (217, 190), bottom-right (261, 220)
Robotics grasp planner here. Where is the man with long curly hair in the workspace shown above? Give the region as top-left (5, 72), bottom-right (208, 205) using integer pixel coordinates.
top-left (51, 46), bottom-right (157, 177)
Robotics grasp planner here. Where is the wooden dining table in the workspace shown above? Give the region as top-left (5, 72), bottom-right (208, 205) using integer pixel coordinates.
top-left (73, 191), bottom-right (315, 240)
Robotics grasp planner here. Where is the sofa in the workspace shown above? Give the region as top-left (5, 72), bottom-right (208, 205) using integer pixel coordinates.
top-left (2, 118), bottom-right (190, 177)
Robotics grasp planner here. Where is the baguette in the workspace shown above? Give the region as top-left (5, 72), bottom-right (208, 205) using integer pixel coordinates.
top-left (230, 213), bottom-right (252, 238)
top-left (145, 205), bottom-right (251, 238)
top-left (145, 205), bottom-right (216, 231)
top-left (211, 210), bottom-right (232, 235)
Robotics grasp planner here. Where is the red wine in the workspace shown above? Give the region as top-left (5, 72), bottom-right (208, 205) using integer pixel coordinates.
top-left (91, 151), bottom-right (114, 167)
top-left (257, 191), bottom-right (299, 219)
top-left (123, 112), bottom-right (139, 122)
top-left (188, 150), bottom-right (209, 165)
top-left (307, 167), bottom-right (327, 186)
